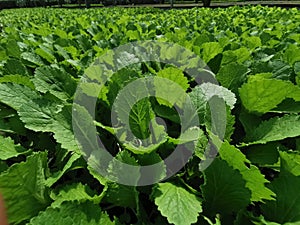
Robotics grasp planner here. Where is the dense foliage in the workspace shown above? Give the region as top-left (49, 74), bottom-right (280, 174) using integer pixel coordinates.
top-left (0, 6), bottom-right (300, 225)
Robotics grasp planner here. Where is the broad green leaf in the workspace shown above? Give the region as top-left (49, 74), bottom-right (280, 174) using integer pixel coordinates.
top-left (280, 151), bottom-right (300, 176)
top-left (239, 77), bottom-right (300, 113)
top-left (35, 46), bottom-right (56, 63)
top-left (27, 202), bottom-right (114, 225)
top-left (295, 62), bottom-right (300, 75)
top-left (201, 158), bottom-right (251, 214)
top-left (202, 42), bottom-right (223, 63)
top-left (159, 41), bottom-right (194, 63)
top-left (204, 96), bottom-right (227, 139)
top-left (189, 86), bottom-right (207, 124)
top-left (271, 99), bottom-right (300, 113)
top-left (152, 182), bottom-right (202, 225)
top-left (219, 142), bottom-right (275, 201)
top-left (0, 152), bottom-right (50, 224)
top-left (155, 67), bottom-right (189, 107)
top-left (54, 44), bottom-right (71, 60)
top-left (50, 183), bottom-right (102, 208)
top-left (0, 83), bottom-right (40, 111)
top-left (216, 62), bottom-right (248, 92)
top-left (271, 60), bottom-right (293, 80)
top-left (114, 79), bottom-right (151, 136)
top-left (244, 114), bottom-right (300, 146)
top-left (193, 33), bottom-right (210, 48)
top-left (244, 36), bottom-right (262, 49)
top-left (153, 104), bottom-right (180, 124)
top-left (4, 59), bottom-right (28, 76)
top-left (19, 103), bottom-right (80, 153)
top-left (239, 109), bottom-right (262, 136)
top-left (295, 62), bottom-right (300, 85)
top-left (128, 98), bottom-right (154, 140)
top-left (121, 119), bottom-right (168, 154)
top-left (224, 106), bottom-right (236, 141)
top-left (6, 39), bottom-right (21, 58)
top-left (107, 151), bottom-right (140, 185)
top-left (254, 217), bottom-right (300, 225)
top-left (54, 29), bottom-right (69, 39)
top-left (0, 74), bottom-right (35, 89)
top-left (199, 83), bottom-right (236, 109)
top-left (114, 79), bottom-right (168, 154)
top-left (0, 136), bottom-right (29, 160)
top-left (103, 182), bottom-right (138, 208)
top-left (261, 172), bottom-right (300, 223)
top-left (245, 142), bottom-right (280, 165)
top-left (283, 44), bottom-right (300, 66)
top-left (222, 47), bottom-right (251, 65)
top-left (21, 52), bottom-right (44, 67)
top-left (170, 126), bottom-right (203, 145)
top-left (33, 67), bottom-right (77, 101)
top-left (126, 30), bottom-right (140, 40)
top-left (82, 64), bottom-right (124, 104)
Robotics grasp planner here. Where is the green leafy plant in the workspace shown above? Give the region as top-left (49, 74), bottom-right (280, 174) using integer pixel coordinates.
top-left (0, 5), bottom-right (300, 225)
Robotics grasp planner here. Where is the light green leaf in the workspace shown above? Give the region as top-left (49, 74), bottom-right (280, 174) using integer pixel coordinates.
top-left (0, 152), bottom-right (50, 224)
top-left (35, 46), bottom-right (56, 63)
top-left (244, 114), bottom-right (300, 146)
top-left (157, 67), bottom-right (189, 91)
top-left (27, 202), bottom-right (114, 225)
top-left (201, 158), bottom-right (251, 214)
top-left (170, 126), bottom-right (203, 145)
top-left (0, 75), bottom-right (35, 89)
top-left (244, 36), bottom-right (262, 49)
top-left (152, 182), bottom-right (202, 225)
top-left (0, 136), bottom-right (29, 160)
top-left (239, 77), bottom-right (300, 114)
top-left (126, 30), bottom-right (140, 40)
top-left (222, 47), bottom-right (251, 65)
top-left (280, 151), bottom-right (300, 176)
top-left (50, 183), bottom-right (102, 208)
top-left (202, 42), bottom-right (223, 63)
top-left (219, 142), bottom-right (275, 201)
top-left (283, 44), bottom-right (300, 66)
top-left (155, 67), bottom-right (189, 107)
